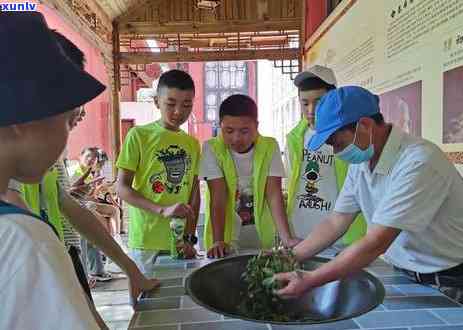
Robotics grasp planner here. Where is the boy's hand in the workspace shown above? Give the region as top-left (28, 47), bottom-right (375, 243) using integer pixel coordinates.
top-left (207, 241), bottom-right (229, 259)
top-left (128, 267), bottom-right (161, 307)
top-left (183, 242), bottom-right (197, 259)
top-left (162, 203), bottom-right (194, 219)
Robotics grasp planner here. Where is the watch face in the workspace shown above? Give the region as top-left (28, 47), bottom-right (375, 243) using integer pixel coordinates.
top-left (184, 234), bottom-right (198, 245)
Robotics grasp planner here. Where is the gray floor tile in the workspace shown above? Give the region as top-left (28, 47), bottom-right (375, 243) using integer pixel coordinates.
top-left (107, 320), bottom-right (130, 330)
top-left (135, 308), bottom-right (221, 326)
top-left (372, 304), bottom-right (386, 311)
top-left (132, 325), bottom-right (178, 330)
top-left (143, 286), bottom-right (185, 298)
top-left (181, 320), bottom-right (268, 330)
top-left (98, 304), bottom-right (135, 322)
top-left (380, 275), bottom-right (416, 285)
top-left (432, 308), bottom-right (463, 324)
top-left (355, 310), bottom-right (445, 328)
top-left (385, 285), bottom-right (406, 297)
top-left (155, 268), bottom-right (193, 279)
top-left (160, 277), bottom-right (184, 287)
top-left (367, 266), bottom-right (402, 276)
top-left (136, 296), bottom-right (181, 311)
top-left (411, 326), bottom-right (463, 330)
top-left (181, 296), bottom-right (203, 309)
top-left (383, 296), bottom-right (460, 310)
top-left (270, 319), bottom-right (359, 330)
top-left (394, 284), bottom-right (443, 296)
top-left (93, 291), bottom-right (130, 306)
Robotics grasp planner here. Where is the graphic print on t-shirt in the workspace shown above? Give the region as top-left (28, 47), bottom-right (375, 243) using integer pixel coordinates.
top-left (236, 183), bottom-right (254, 226)
top-left (296, 150), bottom-right (334, 212)
top-left (149, 145), bottom-right (192, 194)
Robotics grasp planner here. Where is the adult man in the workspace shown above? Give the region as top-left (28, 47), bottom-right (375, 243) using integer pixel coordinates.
top-left (275, 86), bottom-right (463, 302)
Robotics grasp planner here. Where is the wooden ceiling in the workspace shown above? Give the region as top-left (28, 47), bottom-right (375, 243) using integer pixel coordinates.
top-left (115, 0), bottom-right (303, 63)
top-left (47, 0), bottom-right (304, 63)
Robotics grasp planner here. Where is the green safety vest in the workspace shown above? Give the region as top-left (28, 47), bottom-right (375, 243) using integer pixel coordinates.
top-left (203, 135), bottom-right (278, 250)
top-left (286, 119), bottom-right (366, 245)
top-left (20, 168), bottom-right (64, 241)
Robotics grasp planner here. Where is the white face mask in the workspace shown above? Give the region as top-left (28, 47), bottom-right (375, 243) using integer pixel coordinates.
top-left (336, 124), bottom-right (374, 164)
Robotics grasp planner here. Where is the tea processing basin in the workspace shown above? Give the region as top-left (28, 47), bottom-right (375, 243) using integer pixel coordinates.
top-left (185, 254), bottom-right (385, 325)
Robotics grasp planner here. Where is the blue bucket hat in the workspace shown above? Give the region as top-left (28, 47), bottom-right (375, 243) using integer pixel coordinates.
top-left (307, 86), bottom-right (380, 151)
top-left (0, 12), bottom-right (106, 127)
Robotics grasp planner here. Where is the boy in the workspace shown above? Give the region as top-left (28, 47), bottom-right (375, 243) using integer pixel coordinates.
top-left (286, 65), bottom-right (366, 244)
top-left (201, 94), bottom-right (301, 258)
top-left (117, 69), bottom-right (201, 276)
top-left (0, 12), bottom-right (105, 329)
top-left (5, 29), bottom-right (159, 303)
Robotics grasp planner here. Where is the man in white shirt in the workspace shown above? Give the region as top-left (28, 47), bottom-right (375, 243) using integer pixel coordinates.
top-left (275, 86), bottom-right (463, 301)
top-left (0, 12), bottom-right (106, 328)
top-left (200, 94), bottom-right (301, 258)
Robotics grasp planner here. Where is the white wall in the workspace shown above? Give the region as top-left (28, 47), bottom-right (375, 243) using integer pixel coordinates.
top-left (257, 60), bottom-right (300, 150)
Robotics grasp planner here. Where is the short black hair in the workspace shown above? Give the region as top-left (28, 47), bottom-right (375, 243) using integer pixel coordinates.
top-left (339, 113), bottom-right (385, 132)
top-left (52, 31), bottom-right (85, 70)
top-left (219, 94), bottom-right (257, 122)
top-left (81, 146), bottom-right (98, 156)
top-left (298, 77), bottom-right (336, 92)
top-left (96, 149), bottom-right (108, 164)
top-left (157, 69), bottom-right (195, 95)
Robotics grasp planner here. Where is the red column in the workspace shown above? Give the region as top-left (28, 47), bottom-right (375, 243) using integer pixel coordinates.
top-left (306, 0), bottom-right (328, 39)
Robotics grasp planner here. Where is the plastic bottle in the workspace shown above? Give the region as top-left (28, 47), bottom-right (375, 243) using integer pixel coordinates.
top-left (170, 217), bottom-right (185, 259)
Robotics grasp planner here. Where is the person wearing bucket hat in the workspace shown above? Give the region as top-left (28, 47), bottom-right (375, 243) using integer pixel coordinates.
top-left (275, 86), bottom-right (463, 301)
top-left (285, 66), bottom-right (366, 249)
top-left (3, 27), bottom-right (161, 318)
top-left (0, 12), bottom-right (107, 329)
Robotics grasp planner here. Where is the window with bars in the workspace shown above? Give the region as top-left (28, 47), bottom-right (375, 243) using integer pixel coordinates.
top-left (204, 61), bottom-right (249, 122)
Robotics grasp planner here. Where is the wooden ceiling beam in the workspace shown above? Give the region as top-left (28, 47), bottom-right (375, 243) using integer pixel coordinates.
top-left (119, 20), bottom-right (301, 35)
top-left (119, 48), bottom-right (299, 64)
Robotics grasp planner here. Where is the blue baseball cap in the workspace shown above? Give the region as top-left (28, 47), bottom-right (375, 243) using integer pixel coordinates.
top-left (307, 86), bottom-right (380, 151)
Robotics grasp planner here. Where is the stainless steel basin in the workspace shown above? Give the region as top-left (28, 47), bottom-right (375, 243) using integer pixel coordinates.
top-left (185, 254), bottom-right (385, 325)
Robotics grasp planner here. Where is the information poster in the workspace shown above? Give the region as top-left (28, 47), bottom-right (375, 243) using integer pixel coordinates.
top-left (305, 0), bottom-right (463, 160)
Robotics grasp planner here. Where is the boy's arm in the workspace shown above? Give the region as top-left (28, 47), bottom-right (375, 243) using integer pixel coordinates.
top-left (186, 175), bottom-right (200, 236)
top-left (206, 177), bottom-right (229, 258)
top-left (265, 176), bottom-right (301, 248)
top-left (117, 168), bottom-right (193, 219)
top-left (59, 190), bottom-right (160, 305)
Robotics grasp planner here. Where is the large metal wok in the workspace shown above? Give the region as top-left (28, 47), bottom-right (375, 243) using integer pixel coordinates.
top-left (185, 254), bottom-right (385, 325)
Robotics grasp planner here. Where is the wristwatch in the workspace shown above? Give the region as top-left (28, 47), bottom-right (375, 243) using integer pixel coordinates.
top-left (183, 233), bottom-right (198, 245)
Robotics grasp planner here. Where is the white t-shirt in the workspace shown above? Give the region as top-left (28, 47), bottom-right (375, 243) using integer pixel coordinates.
top-left (334, 127), bottom-right (463, 273)
top-left (0, 213), bottom-right (99, 330)
top-left (286, 130), bottom-right (339, 238)
top-left (200, 142), bottom-right (286, 249)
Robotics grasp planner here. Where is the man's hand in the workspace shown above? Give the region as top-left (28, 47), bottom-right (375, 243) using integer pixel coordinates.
top-left (207, 241), bottom-right (230, 259)
top-left (273, 270), bottom-right (313, 299)
top-left (127, 267), bottom-right (161, 307)
top-left (183, 242), bottom-right (197, 259)
top-left (162, 203), bottom-right (194, 219)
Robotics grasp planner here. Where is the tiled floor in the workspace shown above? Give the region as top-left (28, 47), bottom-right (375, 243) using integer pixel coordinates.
top-left (92, 247), bottom-right (463, 330)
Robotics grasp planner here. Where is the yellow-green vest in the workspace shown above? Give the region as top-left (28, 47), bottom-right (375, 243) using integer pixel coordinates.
top-left (203, 135), bottom-right (278, 250)
top-left (286, 119), bottom-right (366, 245)
top-left (20, 168), bottom-right (64, 241)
